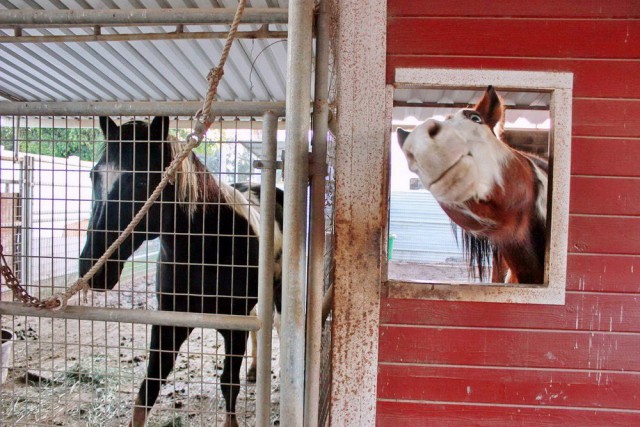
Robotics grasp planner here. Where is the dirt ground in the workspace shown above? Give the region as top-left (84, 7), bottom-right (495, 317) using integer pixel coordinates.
top-left (1, 270), bottom-right (281, 427)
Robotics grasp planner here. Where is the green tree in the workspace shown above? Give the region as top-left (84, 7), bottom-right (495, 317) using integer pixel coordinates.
top-left (1, 126), bottom-right (104, 161)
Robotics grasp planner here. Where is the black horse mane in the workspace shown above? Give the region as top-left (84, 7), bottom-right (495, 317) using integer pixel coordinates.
top-left (452, 223), bottom-right (494, 282)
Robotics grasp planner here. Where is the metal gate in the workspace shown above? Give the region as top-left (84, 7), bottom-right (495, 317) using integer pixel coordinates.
top-left (0, 111), bottom-right (284, 426)
top-left (0, 1), bottom-right (333, 426)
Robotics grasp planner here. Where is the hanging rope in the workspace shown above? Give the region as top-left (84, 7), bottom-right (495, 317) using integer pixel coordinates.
top-left (0, 0), bottom-right (247, 310)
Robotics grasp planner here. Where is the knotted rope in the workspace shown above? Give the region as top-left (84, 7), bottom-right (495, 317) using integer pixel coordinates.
top-left (0, 0), bottom-right (247, 310)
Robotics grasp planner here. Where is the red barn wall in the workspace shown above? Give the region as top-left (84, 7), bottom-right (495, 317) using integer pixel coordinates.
top-left (380, 2), bottom-right (640, 425)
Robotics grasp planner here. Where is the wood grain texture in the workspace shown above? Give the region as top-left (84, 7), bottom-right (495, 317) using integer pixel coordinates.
top-left (377, 401), bottom-right (640, 427)
top-left (378, 364), bottom-right (640, 409)
top-left (379, 326), bottom-right (640, 371)
top-left (389, 0), bottom-right (640, 18)
top-left (388, 19), bottom-right (640, 59)
top-left (380, 293), bottom-right (640, 332)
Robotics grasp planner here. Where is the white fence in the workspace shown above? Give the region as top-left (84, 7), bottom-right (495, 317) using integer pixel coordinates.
top-left (1, 147), bottom-right (93, 297)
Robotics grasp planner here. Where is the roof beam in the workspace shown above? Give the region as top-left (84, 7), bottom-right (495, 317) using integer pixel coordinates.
top-left (0, 8), bottom-right (288, 28)
top-left (0, 101), bottom-right (286, 117)
top-left (0, 27), bottom-right (288, 43)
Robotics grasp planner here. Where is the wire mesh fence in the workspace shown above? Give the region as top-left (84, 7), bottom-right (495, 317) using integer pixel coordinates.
top-left (0, 114), bottom-right (284, 426)
top-left (318, 130), bottom-right (336, 427)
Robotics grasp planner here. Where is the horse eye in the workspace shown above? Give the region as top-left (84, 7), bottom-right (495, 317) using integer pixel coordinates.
top-left (469, 113), bottom-right (483, 124)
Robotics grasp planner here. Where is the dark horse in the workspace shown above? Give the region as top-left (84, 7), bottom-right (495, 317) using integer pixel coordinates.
top-left (397, 86), bottom-right (548, 284)
top-left (79, 116), bottom-right (282, 427)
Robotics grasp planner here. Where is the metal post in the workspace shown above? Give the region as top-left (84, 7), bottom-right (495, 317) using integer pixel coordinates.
top-left (281, 0), bottom-right (314, 425)
top-left (20, 155), bottom-right (33, 289)
top-left (0, 301), bottom-right (260, 330)
top-left (256, 111), bottom-right (278, 426)
top-left (304, 0), bottom-right (331, 425)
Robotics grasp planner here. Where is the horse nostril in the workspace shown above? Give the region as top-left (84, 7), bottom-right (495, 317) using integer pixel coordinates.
top-left (427, 121), bottom-right (441, 138)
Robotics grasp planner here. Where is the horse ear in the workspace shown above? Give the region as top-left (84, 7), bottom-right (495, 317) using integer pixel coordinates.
top-left (397, 128), bottom-right (411, 147)
top-left (474, 85), bottom-right (504, 134)
top-left (99, 116), bottom-right (118, 140)
top-left (150, 116), bottom-right (170, 141)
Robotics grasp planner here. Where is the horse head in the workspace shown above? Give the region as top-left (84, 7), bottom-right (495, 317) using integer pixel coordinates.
top-left (397, 86), bottom-right (548, 284)
top-left (397, 85), bottom-right (511, 206)
top-left (79, 116), bottom-right (170, 290)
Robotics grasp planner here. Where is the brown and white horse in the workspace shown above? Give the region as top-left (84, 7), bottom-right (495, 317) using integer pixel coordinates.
top-left (397, 86), bottom-right (548, 284)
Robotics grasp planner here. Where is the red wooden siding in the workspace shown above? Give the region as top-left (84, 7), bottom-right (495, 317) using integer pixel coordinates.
top-left (389, 1), bottom-right (640, 19)
top-left (387, 57), bottom-right (640, 99)
top-left (379, 365), bottom-right (640, 409)
top-left (377, 401), bottom-right (640, 427)
top-left (388, 20), bottom-right (640, 59)
top-left (571, 177), bottom-right (640, 216)
top-left (382, 1), bottom-right (640, 425)
top-left (566, 255), bottom-right (640, 293)
top-left (572, 138), bottom-right (640, 177)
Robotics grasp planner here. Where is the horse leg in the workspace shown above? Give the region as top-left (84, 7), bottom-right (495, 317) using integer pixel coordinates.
top-left (247, 306), bottom-right (281, 383)
top-left (220, 329), bottom-right (249, 427)
top-left (247, 307), bottom-right (258, 383)
top-left (130, 325), bottom-right (191, 427)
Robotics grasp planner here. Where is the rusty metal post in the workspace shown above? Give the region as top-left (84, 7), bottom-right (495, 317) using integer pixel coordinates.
top-left (280, 0), bottom-right (314, 425)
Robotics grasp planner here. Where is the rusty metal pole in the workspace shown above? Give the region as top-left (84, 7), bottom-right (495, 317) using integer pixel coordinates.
top-left (280, 0), bottom-right (314, 425)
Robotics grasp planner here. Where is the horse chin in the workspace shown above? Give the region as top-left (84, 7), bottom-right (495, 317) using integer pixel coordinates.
top-left (427, 155), bottom-right (479, 203)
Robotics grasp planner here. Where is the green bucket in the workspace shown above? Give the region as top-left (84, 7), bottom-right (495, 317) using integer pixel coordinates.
top-left (388, 234), bottom-right (396, 260)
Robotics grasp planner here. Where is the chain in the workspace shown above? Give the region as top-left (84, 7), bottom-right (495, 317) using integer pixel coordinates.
top-left (1, 0), bottom-right (247, 310)
top-left (1, 244), bottom-right (56, 308)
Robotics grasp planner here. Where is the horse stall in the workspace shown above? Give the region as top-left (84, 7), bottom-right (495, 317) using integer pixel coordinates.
top-left (1, 2), bottom-right (336, 427)
top-left (327, 0), bottom-right (640, 426)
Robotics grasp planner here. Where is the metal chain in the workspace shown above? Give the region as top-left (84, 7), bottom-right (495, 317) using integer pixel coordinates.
top-left (1, 0), bottom-right (247, 310)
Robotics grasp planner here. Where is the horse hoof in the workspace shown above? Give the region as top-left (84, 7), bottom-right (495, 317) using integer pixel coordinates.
top-left (247, 366), bottom-right (257, 383)
top-left (224, 414), bottom-right (239, 427)
top-left (129, 405), bottom-right (148, 427)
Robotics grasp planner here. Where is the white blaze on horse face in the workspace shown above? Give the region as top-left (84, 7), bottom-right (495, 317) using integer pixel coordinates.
top-left (95, 162), bottom-right (122, 200)
top-left (401, 110), bottom-right (512, 204)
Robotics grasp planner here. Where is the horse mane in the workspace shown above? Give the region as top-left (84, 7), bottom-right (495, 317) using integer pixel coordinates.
top-left (167, 137), bottom-right (260, 237)
top-left (452, 224), bottom-right (494, 282)
top-left (167, 137), bottom-right (221, 217)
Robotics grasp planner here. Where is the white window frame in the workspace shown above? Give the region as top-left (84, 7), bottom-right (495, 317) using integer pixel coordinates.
top-left (386, 68), bottom-right (573, 305)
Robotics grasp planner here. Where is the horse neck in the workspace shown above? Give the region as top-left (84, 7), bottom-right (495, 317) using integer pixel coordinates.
top-left (497, 215), bottom-right (546, 284)
top-left (442, 149), bottom-right (547, 284)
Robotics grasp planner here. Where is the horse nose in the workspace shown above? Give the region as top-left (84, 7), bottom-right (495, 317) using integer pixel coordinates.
top-left (427, 121), bottom-right (441, 138)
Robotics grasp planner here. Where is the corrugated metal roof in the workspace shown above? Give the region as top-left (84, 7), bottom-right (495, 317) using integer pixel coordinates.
top-left (393, 87), bottom-right (551, 128)
top-left (0, 1), bottom-right (289, 103)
